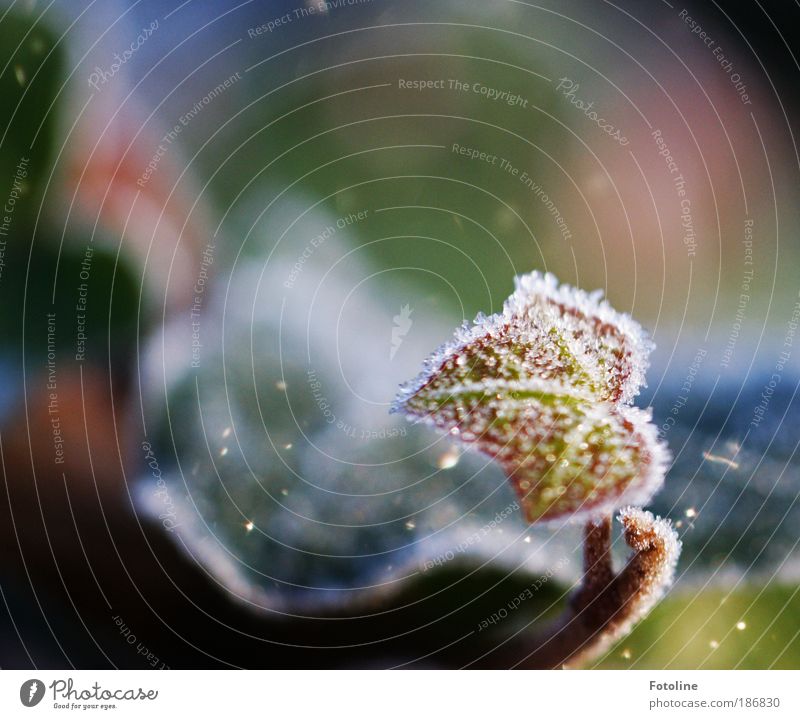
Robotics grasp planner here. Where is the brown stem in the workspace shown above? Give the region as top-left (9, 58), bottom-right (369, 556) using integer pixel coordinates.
top-left (576, 515), bottom-right (615, 610)
top-left (479, 507), bottom-right (680, 669)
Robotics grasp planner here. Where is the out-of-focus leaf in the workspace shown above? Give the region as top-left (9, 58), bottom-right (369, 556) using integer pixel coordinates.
top-left (137, 205), bottom-right (584, 612)
top-left (0, 11), bottom-right (61, 225)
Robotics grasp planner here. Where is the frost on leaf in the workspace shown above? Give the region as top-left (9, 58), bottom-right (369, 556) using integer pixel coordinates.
top-left (393, 271), bottom-right (668, 523)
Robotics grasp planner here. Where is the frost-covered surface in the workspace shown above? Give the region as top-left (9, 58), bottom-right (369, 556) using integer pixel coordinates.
top-left (560, 507), bottom-right (682, 667)
top-left (394, 271), bottom-right (654, 408)
top-left (393, 271), bottom-right (668, 522)
top-left (617, 507), bottom-right (681, 614)
top-left (136, 220), bottom-right (581, 613)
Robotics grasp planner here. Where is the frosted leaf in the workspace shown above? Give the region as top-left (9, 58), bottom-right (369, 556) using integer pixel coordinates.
top-left (393, 271), bottom-right (667, 523)
top-left (394, 271), bottom-right (653, 410)
top-left (396, 377), bottom-right (667, 522)
top-left (509, 272), bottom-right (653, 403)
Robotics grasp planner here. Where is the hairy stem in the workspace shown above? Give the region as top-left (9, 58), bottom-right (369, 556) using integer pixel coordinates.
top-left (481, 507), bottom-right (680, 669)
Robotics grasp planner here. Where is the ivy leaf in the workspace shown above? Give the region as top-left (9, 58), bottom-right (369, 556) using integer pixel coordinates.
top-left (395, 271), bottom-right (654, 408)
top-left (393, 271), bottom-right (668, 523)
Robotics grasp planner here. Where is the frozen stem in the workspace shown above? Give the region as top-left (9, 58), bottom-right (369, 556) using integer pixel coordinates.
top-left (495, 507), bottom-right (680, 669)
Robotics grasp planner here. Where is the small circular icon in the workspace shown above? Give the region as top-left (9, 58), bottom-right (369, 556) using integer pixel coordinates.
top-left (20, 680), bottom-right (45, 708)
